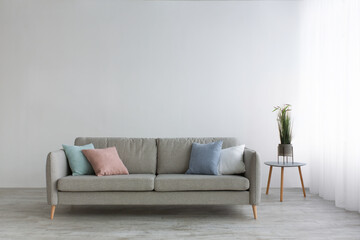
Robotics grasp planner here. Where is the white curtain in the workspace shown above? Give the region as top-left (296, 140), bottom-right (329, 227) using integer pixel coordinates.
top-left (299, 0), bottom-right (360, 212)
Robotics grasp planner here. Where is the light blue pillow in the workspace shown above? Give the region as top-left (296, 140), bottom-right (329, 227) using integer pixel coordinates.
top-left (62, 143), bottom-right (95, 176)
top-left (185, 141), bottom-right (223, 175)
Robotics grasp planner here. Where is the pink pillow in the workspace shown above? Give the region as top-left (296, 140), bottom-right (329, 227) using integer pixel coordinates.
top-left (82, 147), bottom-right (129, 176)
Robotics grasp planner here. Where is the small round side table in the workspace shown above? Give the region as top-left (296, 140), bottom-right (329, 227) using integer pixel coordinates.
top-left (264, 161), bottom-right (306, 202)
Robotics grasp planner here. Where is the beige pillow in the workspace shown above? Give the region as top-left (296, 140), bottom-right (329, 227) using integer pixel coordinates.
top-left (82, 147), bottom-right (129, 176)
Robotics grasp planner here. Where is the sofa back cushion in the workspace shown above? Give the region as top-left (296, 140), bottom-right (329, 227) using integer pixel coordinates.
top-left (157, 137), bottom-right (239, 174)
top-left (75, 137), bottom-right (157, 174)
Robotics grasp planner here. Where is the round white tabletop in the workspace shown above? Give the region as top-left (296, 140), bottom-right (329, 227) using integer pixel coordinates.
top-left (264, 161), bottom-right (306, 167)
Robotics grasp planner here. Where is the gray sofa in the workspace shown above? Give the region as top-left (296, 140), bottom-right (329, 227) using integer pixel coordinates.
top-left (46, 137), bottom-right (261, 220)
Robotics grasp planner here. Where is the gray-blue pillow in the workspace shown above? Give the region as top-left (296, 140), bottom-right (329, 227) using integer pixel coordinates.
top-left (62, 143), bottom-right (95, 176)
top-left (185, 141), bottom-right (223, 175)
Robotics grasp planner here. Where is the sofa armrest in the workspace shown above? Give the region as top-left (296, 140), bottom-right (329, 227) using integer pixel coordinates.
top-left (46, 149), bottom-right (71, 205)
top-left (244, 148), bottom-right (261, 205)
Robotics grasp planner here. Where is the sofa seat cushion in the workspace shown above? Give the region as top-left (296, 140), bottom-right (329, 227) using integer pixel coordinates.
top-left (58, 174), bottom-right (155, 192)
top-left (154, 174), bottom-right (249, 192)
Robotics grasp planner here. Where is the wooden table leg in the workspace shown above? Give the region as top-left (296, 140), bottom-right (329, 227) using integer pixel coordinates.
top-left (298, 166), bottom-right (306, 197)
top-left (266, 166), bottom-right (273, 195)
top-left (280, 167), bottom-right (284, 202)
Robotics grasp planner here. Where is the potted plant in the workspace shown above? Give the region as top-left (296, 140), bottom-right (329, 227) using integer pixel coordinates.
top-left (273, 104), bottom-right (293, 163)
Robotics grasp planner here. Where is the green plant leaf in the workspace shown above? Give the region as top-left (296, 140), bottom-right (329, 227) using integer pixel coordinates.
top-left (273, 104), bottom-right (292, 144)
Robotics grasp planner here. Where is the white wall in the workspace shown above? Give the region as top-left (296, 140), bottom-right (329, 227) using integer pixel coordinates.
top-left (0, 0), bottom-right (303, 188)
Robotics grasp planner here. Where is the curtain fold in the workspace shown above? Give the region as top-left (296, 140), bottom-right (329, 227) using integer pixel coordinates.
top-left (299, 0), bottom-right (360, 212)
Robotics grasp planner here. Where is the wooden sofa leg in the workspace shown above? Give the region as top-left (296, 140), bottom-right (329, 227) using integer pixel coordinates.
top-left (252, 205), bottom-right (257, 220)
top-left (50, 205), bottom-right (56, 220)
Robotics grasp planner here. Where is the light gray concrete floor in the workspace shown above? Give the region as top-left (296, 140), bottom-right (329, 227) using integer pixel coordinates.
top-left (0, 188), bottom-right (360, 240)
